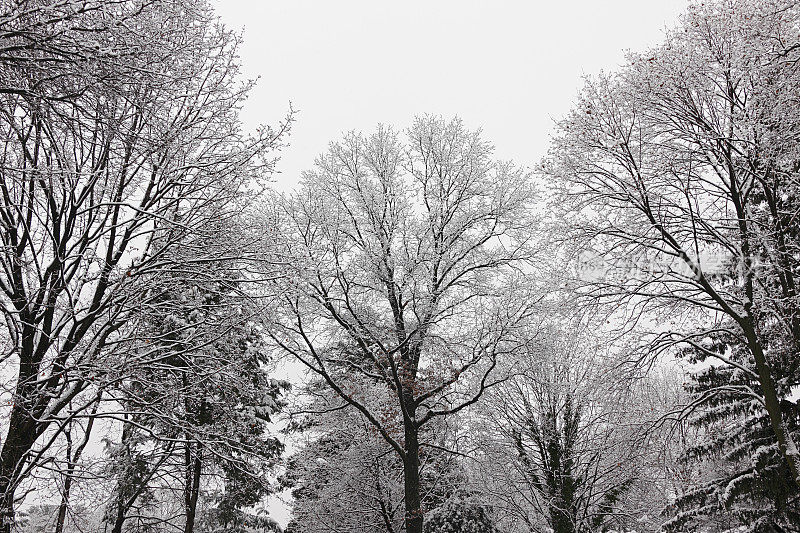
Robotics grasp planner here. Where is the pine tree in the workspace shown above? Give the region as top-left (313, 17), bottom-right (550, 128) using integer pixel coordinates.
top-left (105, 239), bottom-right (288, 531)
top-left (282, 349), bottom-right (468, 533)
top-left (665, 326), bottom-right (800, 533)
top-left (424, 496), bottom-right (498, 533)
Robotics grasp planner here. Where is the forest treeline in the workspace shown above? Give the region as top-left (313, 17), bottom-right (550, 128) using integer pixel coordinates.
top-left (0, 0), bottom-right (798, 532)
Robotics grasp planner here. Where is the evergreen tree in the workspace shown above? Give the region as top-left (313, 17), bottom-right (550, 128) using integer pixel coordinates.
top-left (665, 327), bottom-right (800, 533)
top-left (423, 495), bottom-right (498, 533)
top-left (282, 364), bottom-right (467, 533)
top-left (105, 238), bottom-right (288, 531)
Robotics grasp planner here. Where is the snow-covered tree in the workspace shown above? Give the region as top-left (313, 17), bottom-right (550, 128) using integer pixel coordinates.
top-left (270, 116), bottom-right (535, 533)
top-left (0, 0), bottom-right (290, 528)
top-left (664, 325), bottom-right (800, 532)
top-left (423, 496), bottom-right (498, 533)
top-left (283, 389), bottom-right (406, 533)
top-left (103, 239), bottom-right (289, 532)
top-left (282, 372), bottom-right (467, 533)
top-left (546, 0), bottom-right (800, 489)
top-left (472, 313), bottom-right (673, 533)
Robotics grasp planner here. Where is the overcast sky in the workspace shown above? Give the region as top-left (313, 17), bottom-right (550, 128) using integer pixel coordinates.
top-left (212, 1), bottom-right (688, 193)
top-left (209, 1), bottom-right (689, 524)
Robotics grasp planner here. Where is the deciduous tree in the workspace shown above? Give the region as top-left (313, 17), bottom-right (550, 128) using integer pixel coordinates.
top-left (547, 0), bottom-right (800, 488)
top-left (0, 0), bottom-right (289, 528)
top-left (271, 116), bottom-right (534, 533)
top-left (473, 315), bottom-right (669, 533)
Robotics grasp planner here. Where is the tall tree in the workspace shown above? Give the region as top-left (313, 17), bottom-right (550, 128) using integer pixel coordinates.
top-left (270, 116), bottom-right (535, 533)
top-left (0, 0), bottom-right (289, 528)
top-left (102, 233), bottom-right (288, 532)
top-left (546, 0), bottom-right (800, 487)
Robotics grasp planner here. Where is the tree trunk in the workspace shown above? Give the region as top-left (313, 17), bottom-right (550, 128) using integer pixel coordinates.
top-left (111, 420), bottom-right (133, 533)
top-left (55, 425), bottom-right (73, 533)
top-left (111, 500), bottom-right (126, 533)
top-left (374, 458), bottom-right (397, 533)
top-left (743, 321), bottom-right (800, 486)
top-left (403, 418), bottom-right (423, 533)
top-left (56, 401), bottom-right (98, 533)
top-left (184, 442), bottom-right (202, 533)
top-left (55, 472), bottom-right (72, 533)
top-left (0, 405), bottom-right (37, 533)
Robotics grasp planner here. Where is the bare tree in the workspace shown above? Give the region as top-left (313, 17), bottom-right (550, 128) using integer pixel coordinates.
top-left (0, 1), bottom-right (156, 101)
top-left (472, 313), bottom-right (670, 533)
top-left (54, 398), bottom-right (99, 533)
top-left (270, 116), bottom-right (535, 533)
top-left (547, 0), bottom-right (800, 486)
top-left (0, 0), bottom-right (289, 528)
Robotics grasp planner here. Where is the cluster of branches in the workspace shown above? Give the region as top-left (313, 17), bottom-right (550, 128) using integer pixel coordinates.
top-left (8, 0), bottom-right (800, 532)
top-left (268, 115), bottom-right (537, 533)
top-left (463, 309), bottom-right (682, 533)
top-left (545, 0), bottom-right (800, 530)
top-left (0, 0), bottom-right (291, 531)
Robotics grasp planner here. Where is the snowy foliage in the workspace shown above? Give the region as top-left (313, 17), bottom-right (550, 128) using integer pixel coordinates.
top-left (423, 496), bottom-right (498, 533)
top-left (6, 0), bottom-right (800, 532)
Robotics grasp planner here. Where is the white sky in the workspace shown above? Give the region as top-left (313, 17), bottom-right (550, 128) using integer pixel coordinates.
top-left (210, 1), bottom-right (689, 526)
top-left (212, 0), bottom-right (688, 193)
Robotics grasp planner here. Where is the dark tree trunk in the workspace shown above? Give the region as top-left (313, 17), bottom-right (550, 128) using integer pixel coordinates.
top-left (743, 320), bottom-right (800, 486)
top-left (55, 426), bottom-right (73, 533)
top-left (111, 420), bottom-right (133, 533)
top-left (403, 411), bottom-right (423, 533)
top-left (56, 402), bottom-right (98, 533)
top-left (551, 504), bottom-right (576, 533)
top-left (374, 458), bottom-right (397, 533)
top-left (55, 475), bottom-right (72, 533)
top-left (111, 501), bottom-right (126, 533)
top-left (0, 404), bottom-right (37, 533)
top-left (184, 443), bottom-right (202, 533)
